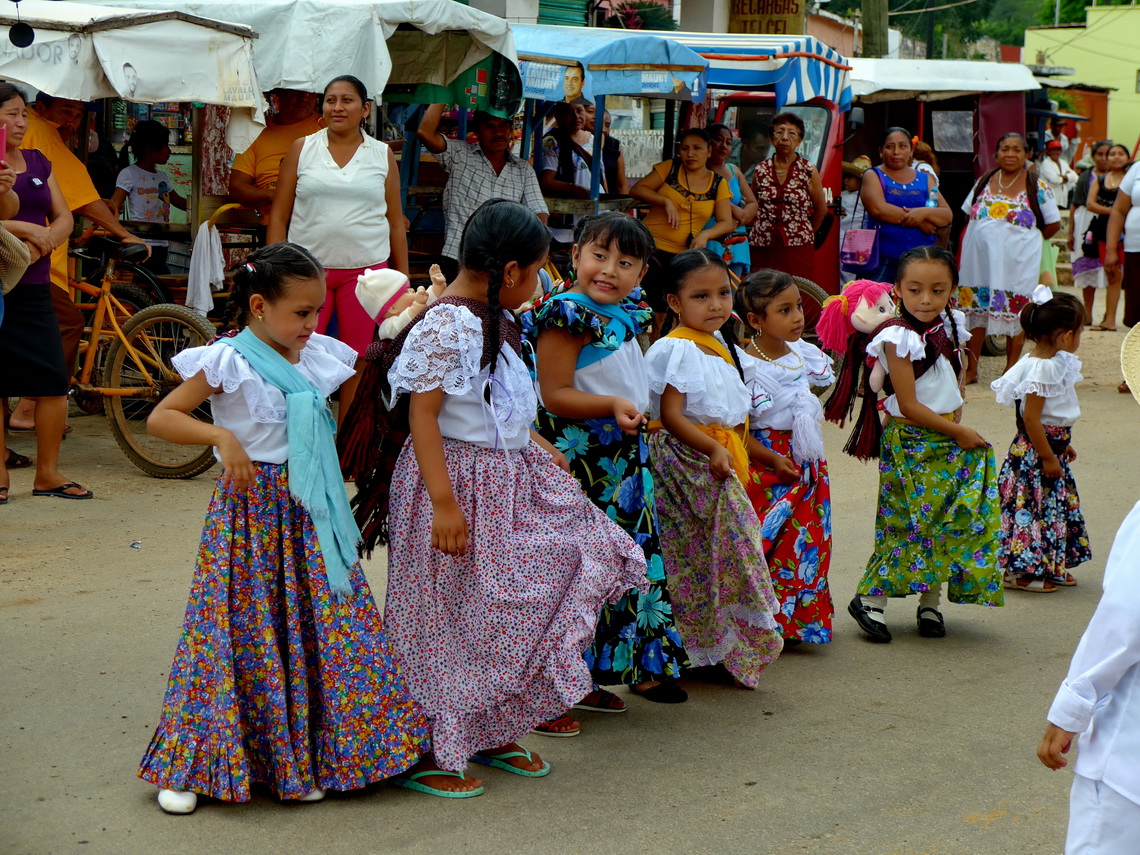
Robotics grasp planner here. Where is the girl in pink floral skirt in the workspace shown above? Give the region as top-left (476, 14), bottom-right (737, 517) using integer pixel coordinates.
top-left (347, 200), bottom-right (646, 799)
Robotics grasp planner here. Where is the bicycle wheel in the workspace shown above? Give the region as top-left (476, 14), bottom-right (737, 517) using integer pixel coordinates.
top-left (103, 304), bottom-right (216, 479)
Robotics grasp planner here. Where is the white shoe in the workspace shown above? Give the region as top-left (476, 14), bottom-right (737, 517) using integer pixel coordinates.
top-left (298, 787), bottom-right (326, 802)
top-left (157, 789), bottom-right (197, 814)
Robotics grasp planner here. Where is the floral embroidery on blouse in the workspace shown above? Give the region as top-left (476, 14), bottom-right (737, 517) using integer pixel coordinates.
top-left (970, 181), bottom-right (1050, 231)
top-left (749, 155), bottom-right (814, 248)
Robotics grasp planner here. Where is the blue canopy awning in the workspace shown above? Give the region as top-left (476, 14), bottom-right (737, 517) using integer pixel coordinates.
top-left (668, 31), bottom-right (851, 111)
top-left (512, 23), bottom-right (709, 103)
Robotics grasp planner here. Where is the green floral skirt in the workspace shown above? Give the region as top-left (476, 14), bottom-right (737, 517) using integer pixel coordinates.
top-left (857, 421), bottom-right (1004, 606)
top-left (537, 410), bottom-right (688, 685)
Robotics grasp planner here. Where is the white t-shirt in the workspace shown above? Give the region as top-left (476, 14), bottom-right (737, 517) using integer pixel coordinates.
top-left (1120, 162), bottom-right (1140, 253)
top-left (867, 311), bottom-right (968, 419)
top-left (171, 333), bottom-right (357, 464)
top-left (535, 337), bottom-right (650, 415)
top-left (116, 163), bottom-right (174, 247)
top-left (540, 132), bottom-right (594, 243)
top-left (990, 350), bottom-right (1082, 427)
top-left (644, 332), bottom-right (770, 427)
top-left (289, 129), bottom-right (391, 269)
top-left (389, 303), bottom-right (537, 451)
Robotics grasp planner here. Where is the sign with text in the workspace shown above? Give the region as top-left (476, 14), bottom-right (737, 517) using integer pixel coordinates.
top-left (729, 0), bottom-right (807, 35)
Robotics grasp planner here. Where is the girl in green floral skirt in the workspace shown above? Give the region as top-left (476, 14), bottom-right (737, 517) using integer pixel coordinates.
top-left (845, 246), bottom-right (1004, 644)
top-left (522, 213), bottom-right (689, 717)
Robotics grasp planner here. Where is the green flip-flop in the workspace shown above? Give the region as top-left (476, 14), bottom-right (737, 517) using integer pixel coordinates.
top-left (391, 769), bottom-right (485, 799)
top-left (470, 746), bottom-right (552, 778)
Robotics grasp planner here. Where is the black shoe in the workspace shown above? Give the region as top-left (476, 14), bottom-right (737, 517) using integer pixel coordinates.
top-left (630, 681), bottom-right (688, 704)
top-left (917, 606), bottom-right (946, 638)
top-left (847, 596), bottom-right (892, 643)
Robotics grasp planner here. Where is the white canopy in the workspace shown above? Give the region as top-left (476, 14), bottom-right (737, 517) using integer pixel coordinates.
top-left (0, 0), bottom-right (266, 151)
top-left (849, 59), bottom-right (1040, 103)
top-left (100, 0), bottom-right (518, 101)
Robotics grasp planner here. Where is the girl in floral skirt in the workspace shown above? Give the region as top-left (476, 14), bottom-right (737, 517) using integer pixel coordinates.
top-left (139, 243), bottom-right (429, 814)
top-left (645, 249), bottom-right (783, 688)
top-left (737, 270), bottom-right (836, 645)
top-left (846, 245), bottom-right (1004, 644)
top-left (349, 200), bottom-right (646, 798)
top-left (992, 286), bottom-right (1090, 593)
top-left (523, 212), bottom-right (689, 712)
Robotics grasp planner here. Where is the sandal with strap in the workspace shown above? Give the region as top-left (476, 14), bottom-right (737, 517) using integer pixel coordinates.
top-left (1051, 572), bottom-right (1078, 587)
top-left (1003, 572), bottom-right (1057, 593)
top-left (916, 606), bottom-right (946, 638)
top-left (471, 746), bottom-right (552, 778)
top-left (391, 769), bottom-right (485, 799)
top-left (4, 449), bottom-right (31, 468)
top-left (530, 714), bottom-right (580, 738)
top-left (573, 687), bottom-right (627, 713)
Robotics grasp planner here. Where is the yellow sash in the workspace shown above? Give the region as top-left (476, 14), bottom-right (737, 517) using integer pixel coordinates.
top-left (649, 328), bottom-right (750, 483)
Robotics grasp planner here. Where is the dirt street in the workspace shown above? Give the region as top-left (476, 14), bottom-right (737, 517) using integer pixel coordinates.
top-left (2, 286), bottom-right (1136, 855)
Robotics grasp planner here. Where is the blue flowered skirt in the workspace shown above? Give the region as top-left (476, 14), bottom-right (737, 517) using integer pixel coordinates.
top-left (857, 421), bottom-right (1004, 606)
top-left (139, 463), bottom-right (429, 802)
top-left (537, 410), bottom-right (688, 685)
top-left (997, 426), bottom-right (1091, 579)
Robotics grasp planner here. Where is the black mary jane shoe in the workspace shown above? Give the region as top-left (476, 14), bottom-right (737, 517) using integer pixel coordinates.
top-left (847, 596), bottom-right (892, 643)
top-left (630, 681), bottom-right (688, 704)
top-left (916, 606), bottom-right (946, 638)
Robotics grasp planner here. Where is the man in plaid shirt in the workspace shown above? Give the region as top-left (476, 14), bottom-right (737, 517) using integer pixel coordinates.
top-left (418, 104), bottom-right (549, 281)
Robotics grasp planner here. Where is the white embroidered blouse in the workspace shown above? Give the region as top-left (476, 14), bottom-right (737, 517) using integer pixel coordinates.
top-left (172, 333), bottom-right (356, 464)
top-left (990, 351), bottom-right (1082, 427)
top-left (644, 332), bottom-right (770, 426)
top-left (388, 303), bottom-right (538, 450)
top-left (748, 339), bottom-right (834, 462)
top-left (867, 310), bottom-right (969, 418)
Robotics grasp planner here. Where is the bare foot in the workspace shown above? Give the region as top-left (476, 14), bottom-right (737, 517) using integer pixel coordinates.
top-left (403, 758), bottom-right (483, 794)
top-left (482, 742), bottom-right (546, 774)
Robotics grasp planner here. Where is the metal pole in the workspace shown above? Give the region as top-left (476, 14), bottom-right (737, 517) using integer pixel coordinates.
top-left (589, 94), bottom-right (606, 208)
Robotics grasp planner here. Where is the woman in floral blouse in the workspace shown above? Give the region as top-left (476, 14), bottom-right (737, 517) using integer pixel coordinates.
top-left (958, 133), bottom-right (1061, 382)
top-left (747, 112), bottom-right (826, 280)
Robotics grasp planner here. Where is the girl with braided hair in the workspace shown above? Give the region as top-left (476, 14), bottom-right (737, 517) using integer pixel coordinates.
top-left (380, 200), bottom-right (647, 797)
top-left (846, 246), bottom-right (1004, 645)
top-left (644, 249), bottom-right (783, 688)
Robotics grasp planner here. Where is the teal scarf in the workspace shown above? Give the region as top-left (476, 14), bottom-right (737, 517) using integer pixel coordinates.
top-left (221, 328), bottom-right (359, 600)
top-left (547, 291), bottom-right (640, 369)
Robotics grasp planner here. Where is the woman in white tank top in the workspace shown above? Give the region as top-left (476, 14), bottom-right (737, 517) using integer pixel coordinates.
top-left (269, 74), bottom-right (408, 426)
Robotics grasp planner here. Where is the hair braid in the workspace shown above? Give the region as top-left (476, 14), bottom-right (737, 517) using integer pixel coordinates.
top-left (484, 260), bottom-right (505, 396)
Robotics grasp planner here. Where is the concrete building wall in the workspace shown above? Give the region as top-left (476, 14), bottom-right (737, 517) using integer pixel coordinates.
top-left (1024, 7), bottom-right (1140, 152)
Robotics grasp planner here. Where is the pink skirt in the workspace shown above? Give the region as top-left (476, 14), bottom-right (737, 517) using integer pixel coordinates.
top-left (385, 439), bottom-right (647, 771)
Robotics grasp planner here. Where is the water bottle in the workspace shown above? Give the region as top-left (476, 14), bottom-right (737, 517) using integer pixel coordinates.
top-left (925, 179), bottom-right (939, 208)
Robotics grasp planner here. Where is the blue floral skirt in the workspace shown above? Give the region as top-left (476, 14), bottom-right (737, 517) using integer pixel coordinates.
top-left (537, 410), bottom-right (688, 685)
top-left (857, 421), bottom-right (1004, 606)
top-left (997, 426), bottom-right (1091, 579)
top-left (139, 464), bottom-right (429, 801)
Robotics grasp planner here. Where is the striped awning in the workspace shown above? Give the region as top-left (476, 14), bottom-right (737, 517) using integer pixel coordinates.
top-left (668, 31), bottom-right (852, 111)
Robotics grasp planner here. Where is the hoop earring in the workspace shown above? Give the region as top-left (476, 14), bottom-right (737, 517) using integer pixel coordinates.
top-left (315, 116), bottom-right (327, 130)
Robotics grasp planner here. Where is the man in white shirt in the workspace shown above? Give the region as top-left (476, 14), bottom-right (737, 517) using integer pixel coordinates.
top-left (1039, 499), bottom-right (1140, 854)
top-left (1039, 140), bottom-right (1078, 208)
top-left (416, 104), bottom-right (549, 282)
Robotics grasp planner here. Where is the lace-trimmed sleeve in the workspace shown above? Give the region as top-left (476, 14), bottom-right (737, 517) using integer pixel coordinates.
top-left (992, 353), bottom-right (1083, 407)
top-left (389, 303), bottom-right (483, 398)
top-left (171, 342), bottom-right (286, 422)
top-left (946, 309), bottom-right (970, 345)
top-left (867, 325), bottom-right (925, 363)
top-left (644, 337), bottom-right (707, 395)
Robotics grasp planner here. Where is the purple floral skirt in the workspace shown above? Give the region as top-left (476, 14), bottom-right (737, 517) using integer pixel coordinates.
top-left (139, 464), bottom-right (429, 801)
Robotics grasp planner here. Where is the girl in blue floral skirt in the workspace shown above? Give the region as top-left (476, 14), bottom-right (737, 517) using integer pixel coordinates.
top-left (139, 244), bottom-right (429, 813)
top-left (523, 213), bottom-right (689, 710)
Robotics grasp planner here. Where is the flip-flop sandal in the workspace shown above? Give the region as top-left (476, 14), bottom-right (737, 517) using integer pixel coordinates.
top-left (573, 688), bottom-right (627, 713)
top-left (1003, 572), bottom-right (1056, 593)
top-left (529, 715), bottom-right (580, 737)
top-left (391, 769), bottom-right (484, 799)
top-left (4, 449), bottom-right (32, 468)
top-left (32, 482), bottom-right (94, 500)
top-left (0, 486), bottom-right (8, 505)
top-left (1089, 325), bottom-right (1117, 332)
top-left (470, 746), bottom-right (552, 778)
top-left (1051, 572), bottom-right (1078, 587)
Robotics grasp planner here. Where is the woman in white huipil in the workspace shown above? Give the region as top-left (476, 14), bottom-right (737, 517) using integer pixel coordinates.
top-left (269, 74), bottom-right (408, 426)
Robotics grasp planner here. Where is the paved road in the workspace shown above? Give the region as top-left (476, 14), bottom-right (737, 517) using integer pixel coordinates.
top-left (3, 296), bottom-right (1133, 855)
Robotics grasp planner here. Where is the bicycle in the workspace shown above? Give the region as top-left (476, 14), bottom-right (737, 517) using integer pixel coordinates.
top-left (71, 238), bottom-right (216, 479)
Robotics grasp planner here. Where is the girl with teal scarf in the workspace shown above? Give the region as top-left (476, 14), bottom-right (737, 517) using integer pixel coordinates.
top-left (522, 213), bottom-right (690, 714)
top-left (138, 243), bottom-right (429, 815)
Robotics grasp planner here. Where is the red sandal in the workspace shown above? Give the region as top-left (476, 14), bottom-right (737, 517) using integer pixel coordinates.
top-left (573, 688), bottom-right (626, 714)
top-left (529, 714), bottom-right (580, 738)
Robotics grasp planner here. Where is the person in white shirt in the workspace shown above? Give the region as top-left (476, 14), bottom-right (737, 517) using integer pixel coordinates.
top-left (1039, 140), bottom-right (1078, 208)
top-left (110, 120), bottom-right (187, 275)
top-left (1039, 492), bottom-right (1140, 853)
